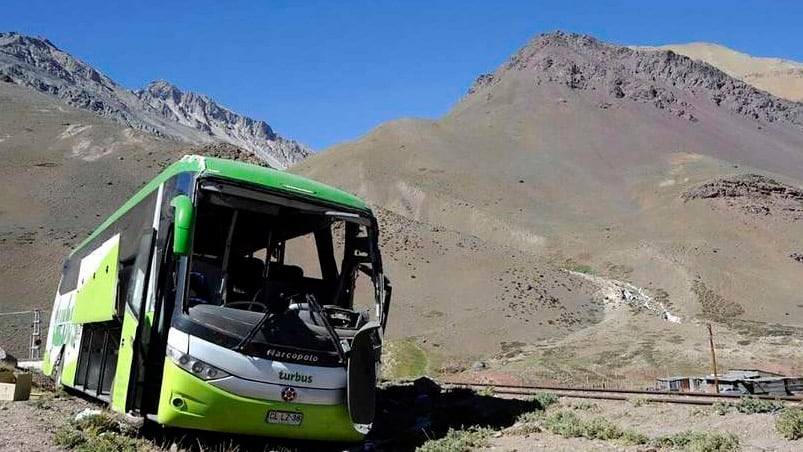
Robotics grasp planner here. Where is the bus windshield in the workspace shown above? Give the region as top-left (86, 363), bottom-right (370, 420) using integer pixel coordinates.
top-left (181, 180), bottom-right (383, 364)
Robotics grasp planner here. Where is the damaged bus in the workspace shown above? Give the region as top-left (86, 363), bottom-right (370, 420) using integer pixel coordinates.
top-left (43, 155), bottom-right (391, 441)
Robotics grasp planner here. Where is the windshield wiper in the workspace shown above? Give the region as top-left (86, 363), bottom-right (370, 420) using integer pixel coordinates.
top-left (233, 294), bottom-right (347, 363)
top-left (234, 310), bottom-right (275, 352)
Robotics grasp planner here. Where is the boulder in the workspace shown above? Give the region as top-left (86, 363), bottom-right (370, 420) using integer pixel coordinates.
top-left (0, 347), bottom-right (18, 369)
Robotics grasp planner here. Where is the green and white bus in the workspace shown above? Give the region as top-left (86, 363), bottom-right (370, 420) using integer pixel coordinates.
top-left (43, 155), bottom-right (391, 441)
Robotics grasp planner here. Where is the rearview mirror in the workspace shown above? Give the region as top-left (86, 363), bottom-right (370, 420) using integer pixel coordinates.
top-left (170, 195), bottom-right (193, 256)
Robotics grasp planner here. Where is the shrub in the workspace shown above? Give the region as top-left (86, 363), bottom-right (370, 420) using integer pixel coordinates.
top-left (627, 396), bottom-right (648, 407)
top-left (776, 408), bottom-right (803, 440)
top-left (508, 410), bottom-right (544, 435)
top-left (543, 411), bottom-right (649, 445)
top-left (569, 400), bottom-right (597, 411)
top-left (55, 411), bottom-right (145, 452)
top-left (655, 430), bottom-right (740, 452)
top-left (734, 396), bottom-right (783, 414)
top-left (416, 426), bottom-right (494, 452)
top-left (533, 392), bottom-right (559, 409)
top-left (544, 411), bottom-right (585, 437)
top-left (477, 386), bottom-right (495, 397)
top-left (582, 416), bottom-right (623, 441)
top-left (711, 402), bottom-right (731, 416)
top-left (620, 428), bottom-right (650, 445)
top-left (516, 410), bottom-right (545, 424)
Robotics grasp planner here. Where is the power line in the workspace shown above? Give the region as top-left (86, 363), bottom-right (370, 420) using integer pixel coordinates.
top-left (0, 310), bottom-right (49, 316)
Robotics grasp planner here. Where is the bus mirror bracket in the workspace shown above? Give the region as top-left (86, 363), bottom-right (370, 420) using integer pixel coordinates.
top-left (170, 195), bottom-right (193, 256)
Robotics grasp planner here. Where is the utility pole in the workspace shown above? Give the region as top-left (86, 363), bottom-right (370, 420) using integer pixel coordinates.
top-left (707, 323), bottom-right (719, 393)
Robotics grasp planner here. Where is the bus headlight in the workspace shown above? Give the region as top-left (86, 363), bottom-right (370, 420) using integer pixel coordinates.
top-left (166, 345), bottom-right (230, 381)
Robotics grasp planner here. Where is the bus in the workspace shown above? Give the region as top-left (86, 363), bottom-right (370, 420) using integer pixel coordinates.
top-left (43, 155), bottom-right (392, 441)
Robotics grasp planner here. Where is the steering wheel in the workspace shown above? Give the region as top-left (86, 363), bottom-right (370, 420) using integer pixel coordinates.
top-left (223, 301), bottom-right (267, 312)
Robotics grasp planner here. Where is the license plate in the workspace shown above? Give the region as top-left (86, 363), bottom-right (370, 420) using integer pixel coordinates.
top-left (266, 410), bottom-right (303, 426)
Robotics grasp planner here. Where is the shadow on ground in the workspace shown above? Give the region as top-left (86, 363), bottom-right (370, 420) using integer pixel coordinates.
top-left (138, 383), bottom-right (539, 451)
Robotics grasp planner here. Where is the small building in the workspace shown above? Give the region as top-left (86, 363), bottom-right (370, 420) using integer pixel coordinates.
top-left (656, 376), bottom-right (704, 392)
top-left (657, 369), bottom-right (803, 396)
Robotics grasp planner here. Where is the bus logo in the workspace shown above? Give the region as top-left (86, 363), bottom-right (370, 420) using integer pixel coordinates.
top-left (281, 387), bottom-right (297, 402)
top-left (278, 370), bottom-right (313, 384)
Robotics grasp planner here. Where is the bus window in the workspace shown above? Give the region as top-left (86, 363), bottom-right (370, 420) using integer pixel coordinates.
top-left (180, 183), bottom-right (383, 364)
top-left (284, 234), bottom-right (323, 280)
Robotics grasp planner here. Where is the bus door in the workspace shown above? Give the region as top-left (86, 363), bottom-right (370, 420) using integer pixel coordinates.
top-left (347, 322), bottom-right (382, 434)
top-left (111, 231), bottom-right (156, 413)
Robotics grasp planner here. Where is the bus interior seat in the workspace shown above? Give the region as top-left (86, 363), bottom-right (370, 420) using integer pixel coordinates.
top-left (253, 263), bottom-right (305, 311)
top-left (229, 256), bottom-right (264, 302)
top-left (188, 257), bottom-right (223, 306)
top-left (188, 272), bottom-right (211, 307)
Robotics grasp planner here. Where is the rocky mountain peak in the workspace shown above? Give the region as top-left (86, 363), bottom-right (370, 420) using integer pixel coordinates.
top-left (0, 31), bottom-right (111, 88)
top-left (133, 79), bottom-right (309, 167)
top-left (0, 32), bottom-right (57, 52)
top-left (467, 30), bottom-right (803, 129)
top-left (142, 79), bottom-right (180, 96)
top-left (0, 32), bottom-right (309, 168)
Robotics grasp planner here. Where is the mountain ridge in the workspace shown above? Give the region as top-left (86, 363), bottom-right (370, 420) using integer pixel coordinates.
top-left (637, 41), bottom-right (803, 102)
top-left (134, 80), bottom-right (309, 167)
top-left (466, 31), bottom-right (803, 128)
top-left (0, 32), bottom-right (309, 168)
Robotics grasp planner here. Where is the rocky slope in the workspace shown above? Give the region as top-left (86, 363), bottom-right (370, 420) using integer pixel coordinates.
top-left (469, 32), bottom-right (803, 128)
top-left (294, 31), bottom-right (803, 368)
top-left (640, 42), bottom-right (803, 102)
top-left (0, 32), bottom-right (309, 168)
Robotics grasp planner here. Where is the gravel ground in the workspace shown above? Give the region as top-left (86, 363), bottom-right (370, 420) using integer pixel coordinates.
top-left (1, 385), bottom-right (801, 451)
top-left (0, 389), bottom-right (93, 452)
top-left (488, 398), bottom-right (802, 451)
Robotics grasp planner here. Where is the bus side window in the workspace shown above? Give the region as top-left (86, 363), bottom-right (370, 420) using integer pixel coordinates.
top-left (116, 231), bottom-right (155, 318)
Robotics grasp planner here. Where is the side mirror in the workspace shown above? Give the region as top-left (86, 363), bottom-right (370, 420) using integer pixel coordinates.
top-left (170, 195), bottom-right (193, 256)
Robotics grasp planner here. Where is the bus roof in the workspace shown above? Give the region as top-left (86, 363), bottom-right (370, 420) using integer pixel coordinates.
top-left (70, 155), bottom-right (369, 256)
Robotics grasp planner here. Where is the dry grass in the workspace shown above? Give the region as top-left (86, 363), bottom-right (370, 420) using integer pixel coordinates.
top-left (776, 408), bottom-right (803, 440)
top-left (692, 280), bottom-right (745, 320)
top-left (416, 426), bottom-right (493, 452)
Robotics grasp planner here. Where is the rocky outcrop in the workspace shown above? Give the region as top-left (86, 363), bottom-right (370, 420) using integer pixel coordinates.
top-left (0, 32), bottom-right (309, 168)
top-left (467, 31), bottom-right (803, 128)
top-left (683, 174), bottom-right (803, 220)
top-left (683, 174), bottom-right (803, 201)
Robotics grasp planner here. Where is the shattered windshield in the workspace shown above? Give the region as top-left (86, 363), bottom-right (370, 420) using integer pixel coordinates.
top-left (179, 180), bottom-right (382, 365)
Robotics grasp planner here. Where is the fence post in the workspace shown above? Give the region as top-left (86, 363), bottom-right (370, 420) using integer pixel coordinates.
top-left (30, 310), bottom-right (41, 360)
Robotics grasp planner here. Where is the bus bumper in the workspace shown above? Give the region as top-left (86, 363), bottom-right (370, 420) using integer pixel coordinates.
top-left (156, 360), bottom-right (363, 442)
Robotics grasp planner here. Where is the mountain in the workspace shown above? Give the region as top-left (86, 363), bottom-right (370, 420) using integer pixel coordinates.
top-left (0, 76), bottom-right (272, 355)
top-left (639, 42), bottom-right (803, 102)
top-left (0, 32), bottom-right (309, 168)
top-left (134, 81), bottom-right (308, 168)
top-left (294, 31), bottom-right (803, 378)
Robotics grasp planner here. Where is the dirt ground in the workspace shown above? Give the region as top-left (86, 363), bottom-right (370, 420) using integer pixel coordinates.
top-left (489, 398), bottom-right (801, 451)
top-left (1, 379), bottom-right (800, 452)
top-left (0, 389), bottom-right (93, 451)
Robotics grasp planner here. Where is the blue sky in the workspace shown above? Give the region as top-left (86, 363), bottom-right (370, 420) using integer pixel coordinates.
top-left (3, 1), bottom-right (802, 150)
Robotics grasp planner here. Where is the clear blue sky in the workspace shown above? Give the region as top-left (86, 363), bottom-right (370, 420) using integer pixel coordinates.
top-left (3, 0), bottom-right (802, 150)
